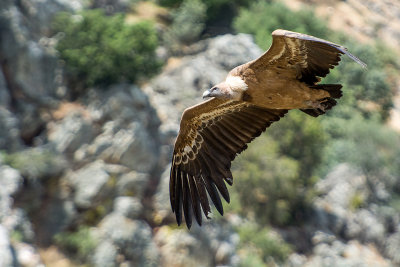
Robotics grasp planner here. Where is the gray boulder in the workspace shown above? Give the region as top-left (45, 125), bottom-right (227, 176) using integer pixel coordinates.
top-left (0, 225), bottom-right (16, 267)
top-left (92, 240), bottom-right (118, 267)
top-left (0, 0), bottom-right (83, 38)
top-left (115, 171), bottom-right (149, 199)
top-left (204, 33), bottom-right (263, 69)
top-left (302, 239), bottom-right (391, 267)
top-left (315, 163), bottom-right (369, 211)
top-left (76, 85), bottom-right (160, 172)
top-left (48, 111), bottom-right (96, 155)
top-left (0, 165), bottom-right (24, 257)
top-left (17, 102), bottom-right (47, 146)
top-left (154, 165), bottom-right (173, 222)
top-left (194, 222), bottom-right (239, 266)
top-left (79, 121), bottom-right (158, 172)
top-left (312, 164), bottom-right (370, 234)
top-left (113, 196), bottom-right (143, 220)
top-left (154, 226), bottom-right (214, 267)
top-left (289, 229), bottom-right (392, 267)
top-left (0, 108), bottom-right (22, 152)
top-left (0, 165), bottom-right (23, 222)
top-left (84, 84), bottom-right (159, 129)
top-left (6, 209), bottom-right (35, 244)
top-left (66, 160), bottom-right (111, 209)
top-left (154, 222), bottom-right (239, 267)
top-left (308, 163), bottom-right (396, 265)
top-left (345, 208), bottom-right (386, 244)
top-left (0, 0), bottom-right (84, 149)
top-left (14, 242), bottom-right (43, 267)
top-left (94, 214), bottom-right (159, 266)
top-left (0, 0), bottom-right (60, 102)
top-left (0, 165), bottom-right (23, 198)
top-left (0, 71), bottom-right (11, 108)
top-left (90, 0), bottom-right (136, 13)
top-left (385, 231), bottom-right (400, 264)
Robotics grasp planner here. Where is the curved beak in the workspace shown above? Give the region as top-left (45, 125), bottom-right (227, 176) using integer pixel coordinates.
top-left (202, 89), bottom-right (212, 99)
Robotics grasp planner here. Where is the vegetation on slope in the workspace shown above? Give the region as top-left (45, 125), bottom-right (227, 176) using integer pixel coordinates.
top-left (49, 0), bottom-right (400, 265)
top-left (53, 9), bottom-right (161, 89)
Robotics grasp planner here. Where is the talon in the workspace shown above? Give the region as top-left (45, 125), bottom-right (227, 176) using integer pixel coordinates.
top-left (305, 100), bottom-right (326, 111)
top-left (305, 98), bottom-right (335, 113)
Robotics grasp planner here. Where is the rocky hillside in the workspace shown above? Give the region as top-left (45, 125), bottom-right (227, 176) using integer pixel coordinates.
top-left (1, 0), bottom-right (400, 266)
top-left (284, 0), bottom-right (400, 51)
top-left (0, 1), bottom-right (255, 265)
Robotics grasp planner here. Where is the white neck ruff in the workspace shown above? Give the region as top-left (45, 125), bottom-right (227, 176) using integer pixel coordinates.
top-left (225, 75), bottom-right (248, 92)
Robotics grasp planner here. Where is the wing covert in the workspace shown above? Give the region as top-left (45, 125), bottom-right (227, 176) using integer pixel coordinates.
top-left (250, 29), bottom-right (366, 84)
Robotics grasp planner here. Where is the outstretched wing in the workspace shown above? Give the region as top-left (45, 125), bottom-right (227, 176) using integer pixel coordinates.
top-left (249, 29), bottom-right (366, 84)
top-left (170, 98), bottom-right (287, 228)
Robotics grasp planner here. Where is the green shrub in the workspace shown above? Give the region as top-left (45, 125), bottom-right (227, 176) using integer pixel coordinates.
top-left (269, 111), bottom-right (327, 181)
top-left (232, 134), bottom-right (315, 226)
top-left (234, 1), bottom-right (329, 50)
top-left (10, 230), bottom-right (24, 242)
top-left (163, 0), bottom-right (206, 51)
top-left (158, 0), bottom-right (183, 7)
top-left (350, 191), bottom-right (365, 210)
top-left (2, 148), bottom-right (66, 180)
top-left (228, 110), bottom-right (325, 226)
top-left (53, 9), bottom-right (161, 88)
top-left (158, 0), bottom-right (252, 24)
top-left (239, 252), bottom-right (266, 267)
top-left (202, 0), bottom-right (253, 24)
top-left (320, 116), bottom-right (400, 194)
top-left (237, 223), bottom-right (292, 266)
top-left (54, 226), bottom-right (97, 261)
top-left (390, 194), bottom-right (400, 212)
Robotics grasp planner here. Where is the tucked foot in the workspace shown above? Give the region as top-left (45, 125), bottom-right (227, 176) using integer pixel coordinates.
top-left (301, 98), bottom-right (337, 117)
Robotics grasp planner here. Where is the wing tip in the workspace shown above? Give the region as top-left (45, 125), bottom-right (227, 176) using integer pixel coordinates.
top-left (345, 50), bottom-right (367, 69)
top-left (176, 212), bottom-right (182, 226)
top-left (336, 45), bottom-right (366, 68)
top-left (185, 220), bottom-right (192, 229)
top-left (271, 29), bottom-right (367, 69)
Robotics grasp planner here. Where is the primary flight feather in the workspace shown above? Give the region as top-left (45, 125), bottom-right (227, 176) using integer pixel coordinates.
top-left (170, 29), bottom-right (366, 228)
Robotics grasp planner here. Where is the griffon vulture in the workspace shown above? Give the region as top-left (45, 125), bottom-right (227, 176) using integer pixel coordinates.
top-left (170, 29), bottom-right (366, 228)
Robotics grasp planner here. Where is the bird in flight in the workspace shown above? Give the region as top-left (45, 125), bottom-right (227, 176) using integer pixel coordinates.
top-left (170, 29), bottom-right (366, 228)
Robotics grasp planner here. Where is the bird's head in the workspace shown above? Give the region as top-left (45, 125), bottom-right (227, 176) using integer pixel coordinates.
top-left (203, 76), bottom-right (248, 101)
top-left (202, 82), bottom-right (231, 100)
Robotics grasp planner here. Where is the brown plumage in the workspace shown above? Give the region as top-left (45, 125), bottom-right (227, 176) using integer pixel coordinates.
top-left (170, 29), bottom-right (366, 228)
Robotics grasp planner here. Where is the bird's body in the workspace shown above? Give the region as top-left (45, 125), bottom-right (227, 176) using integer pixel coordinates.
top-left (226, 69), bottom-right (331, 110)
top-left (170, 29), bottom-right (366, 228)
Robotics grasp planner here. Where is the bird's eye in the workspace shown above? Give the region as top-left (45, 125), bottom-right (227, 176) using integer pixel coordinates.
top-left (212, 87), bottom-right (219, 92)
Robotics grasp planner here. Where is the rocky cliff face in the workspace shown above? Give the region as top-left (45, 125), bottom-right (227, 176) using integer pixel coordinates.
top-left (0, 0), bottom-right (399, 266)
top-left (0, 1), bottom-right (254, 265)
